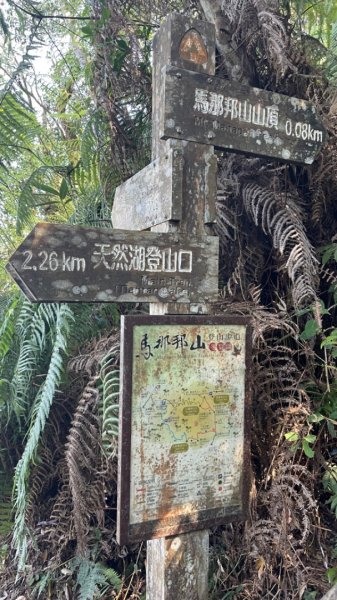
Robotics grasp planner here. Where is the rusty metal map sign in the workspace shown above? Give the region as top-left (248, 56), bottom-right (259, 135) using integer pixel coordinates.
top-left (161, 65), bottom-right (326, 164)
top-left (117, 315), bottom-right (251, 545)
top-left (6, 223), bottom-right (219, 304)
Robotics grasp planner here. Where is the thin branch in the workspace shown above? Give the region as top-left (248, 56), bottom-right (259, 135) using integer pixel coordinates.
top-left (0, 143), bottom-right (49, 165)
top-left (9, 1), bottom-right (96, 21)
top-left (301, 1), bottom-right (325, 18)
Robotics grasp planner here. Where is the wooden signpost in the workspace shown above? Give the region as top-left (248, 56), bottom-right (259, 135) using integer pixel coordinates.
top-left (112, 149), bottom-right (184, 230)
top-left (144, 16), bottom-right (219, 600)
top-left (6, 11), bottom-right (327, 600)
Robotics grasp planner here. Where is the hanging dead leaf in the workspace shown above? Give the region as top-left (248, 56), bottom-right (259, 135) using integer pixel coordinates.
top-left (256, 555), bottom-right (266, 580)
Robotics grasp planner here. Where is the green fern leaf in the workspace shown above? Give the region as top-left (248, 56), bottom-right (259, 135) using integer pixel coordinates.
top-left (0, 297), bottom-right (19, 361)
top-left (12, 303), bottom-right (74, 569)
top-left (72, 557), bottom-right (122, 599)
top-left (99, 342), bottom-right (120, 455)
top-left (17, 166), bottom-right (67, 234)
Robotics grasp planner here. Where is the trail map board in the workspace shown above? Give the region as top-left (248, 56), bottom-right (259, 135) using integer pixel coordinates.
top-left (117, 315), bottom-right (251, 545)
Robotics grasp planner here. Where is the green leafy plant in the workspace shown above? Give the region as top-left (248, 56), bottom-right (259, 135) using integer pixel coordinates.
top-left (285, 430), bottom-right (317, 458)
top-left (72, 557), bottom-right (122, 599)
top-left (12, 303), bottom-right (74, 569)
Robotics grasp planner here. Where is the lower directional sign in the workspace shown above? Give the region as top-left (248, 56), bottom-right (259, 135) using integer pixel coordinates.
top-left (6, 223), bottom-right (219, 304)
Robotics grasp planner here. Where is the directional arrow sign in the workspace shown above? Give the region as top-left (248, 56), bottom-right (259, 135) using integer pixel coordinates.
top-left (161, 66), bottom-right (326, 164)
top-left (6, 223), bottom-right (219, 304)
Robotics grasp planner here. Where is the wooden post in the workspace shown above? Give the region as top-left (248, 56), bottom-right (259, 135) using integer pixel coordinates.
top-left (319, 585), bottom-right (337, 600)
top-left (146, 530), bottom-right (209, 599)
top-left (146, 15), bottom-right (217, 599)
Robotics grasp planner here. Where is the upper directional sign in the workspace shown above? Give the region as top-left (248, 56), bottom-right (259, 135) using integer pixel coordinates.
top-left (6, 223), bottom-right (219, 304)
top-left (161, 66), bottom-right (326, 164)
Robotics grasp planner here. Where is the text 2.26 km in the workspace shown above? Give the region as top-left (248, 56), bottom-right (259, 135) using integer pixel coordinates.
top-left (22, 250), bottom-right (86, 273)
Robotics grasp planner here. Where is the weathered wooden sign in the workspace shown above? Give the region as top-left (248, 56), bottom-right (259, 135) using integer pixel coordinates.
top-left (117, 314), bottom-right (251, 545)
top-left (145, 16), bottom-right (219, 599)
top-left (112, 147), bottom-right (217, 231)
top-left (6, 222), bottom-right (219, 304)
top-left (112, 149), bottom-right (183, 230)
top-left (160, 65), bottom-right (326, 164)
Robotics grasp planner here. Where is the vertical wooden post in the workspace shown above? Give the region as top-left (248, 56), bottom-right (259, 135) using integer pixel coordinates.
top-left (146, 15), bottom-right (217, 600)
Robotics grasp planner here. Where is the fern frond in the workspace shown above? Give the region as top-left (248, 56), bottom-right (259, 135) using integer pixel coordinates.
top-left (221, 0), bottom-right (291, 76)
top-left (268, 464), bottom-right (317, 547)
top-left (243, 181), bottom-right (319, 306)
top-left (80, 111), bottom-right (105, 169)
top-left (17, 166), bottom-right (67, 234)
top-left (215, 192), bottom-right (237, 242)
top-left (70, 160), bottom-right (100, 193)
top-left (65, 377), bottom-right (104, 555)
top-left (11, 303), bottom-right (62, 420)
top-left (0, 471), bottom-right (13, 536)
top-left (12, 303), bottom-right (74, 569)
top-left (254, 2), bottom-right (289, 71)
top-left (0, 296), bottom-right (19, 362)
top-left (15, 298), bottom-right (36, 337)
top-left (71, 557), bottom-right (122, 599)
top-left (223, 255), bottom-right (244, 298)
top-left (99, 346), bottom-right (119, 456)
top-left (0, 92), bottom-right (40, 165)
top-left (1, 20), bottom-right (44, 100)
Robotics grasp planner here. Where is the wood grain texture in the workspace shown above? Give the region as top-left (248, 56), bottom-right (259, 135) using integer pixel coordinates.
top-left (112, 149), bottom-right (183, 230)
top-left (147, 531), bottom-right (209, 600)
top-left (146, 14), bottom-right (218, 600)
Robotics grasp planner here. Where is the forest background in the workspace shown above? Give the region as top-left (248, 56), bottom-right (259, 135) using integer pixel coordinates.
top-left (1, 0), bottom-right (337, 598)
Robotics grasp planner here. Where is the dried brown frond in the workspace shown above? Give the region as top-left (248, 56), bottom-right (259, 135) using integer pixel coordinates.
top-left (220, 0), bottom-right (293, 79)
top-left (39, 461), bottom-right (75, 566)
top-left (68, 331), bottom-right (119, 376)
top-left (65, 377), bottom-right (105, 555)
top-left (242, 180), bottom-right (319, 307)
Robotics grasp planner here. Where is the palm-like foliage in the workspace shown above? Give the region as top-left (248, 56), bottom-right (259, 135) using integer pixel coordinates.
top-left (12, 303), bottom-right (74, 568)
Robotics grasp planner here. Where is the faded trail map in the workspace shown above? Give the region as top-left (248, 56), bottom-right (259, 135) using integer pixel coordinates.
top-left (129, 323), bottom-right (247, 528)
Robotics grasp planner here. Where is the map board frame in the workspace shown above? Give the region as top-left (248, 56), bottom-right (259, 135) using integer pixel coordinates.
top-left (117, 314), bottom-right (252, 545)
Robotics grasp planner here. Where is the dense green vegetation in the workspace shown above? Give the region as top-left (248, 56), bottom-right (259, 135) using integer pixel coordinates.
top-left (1, 0), bottom-right (337, 598)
